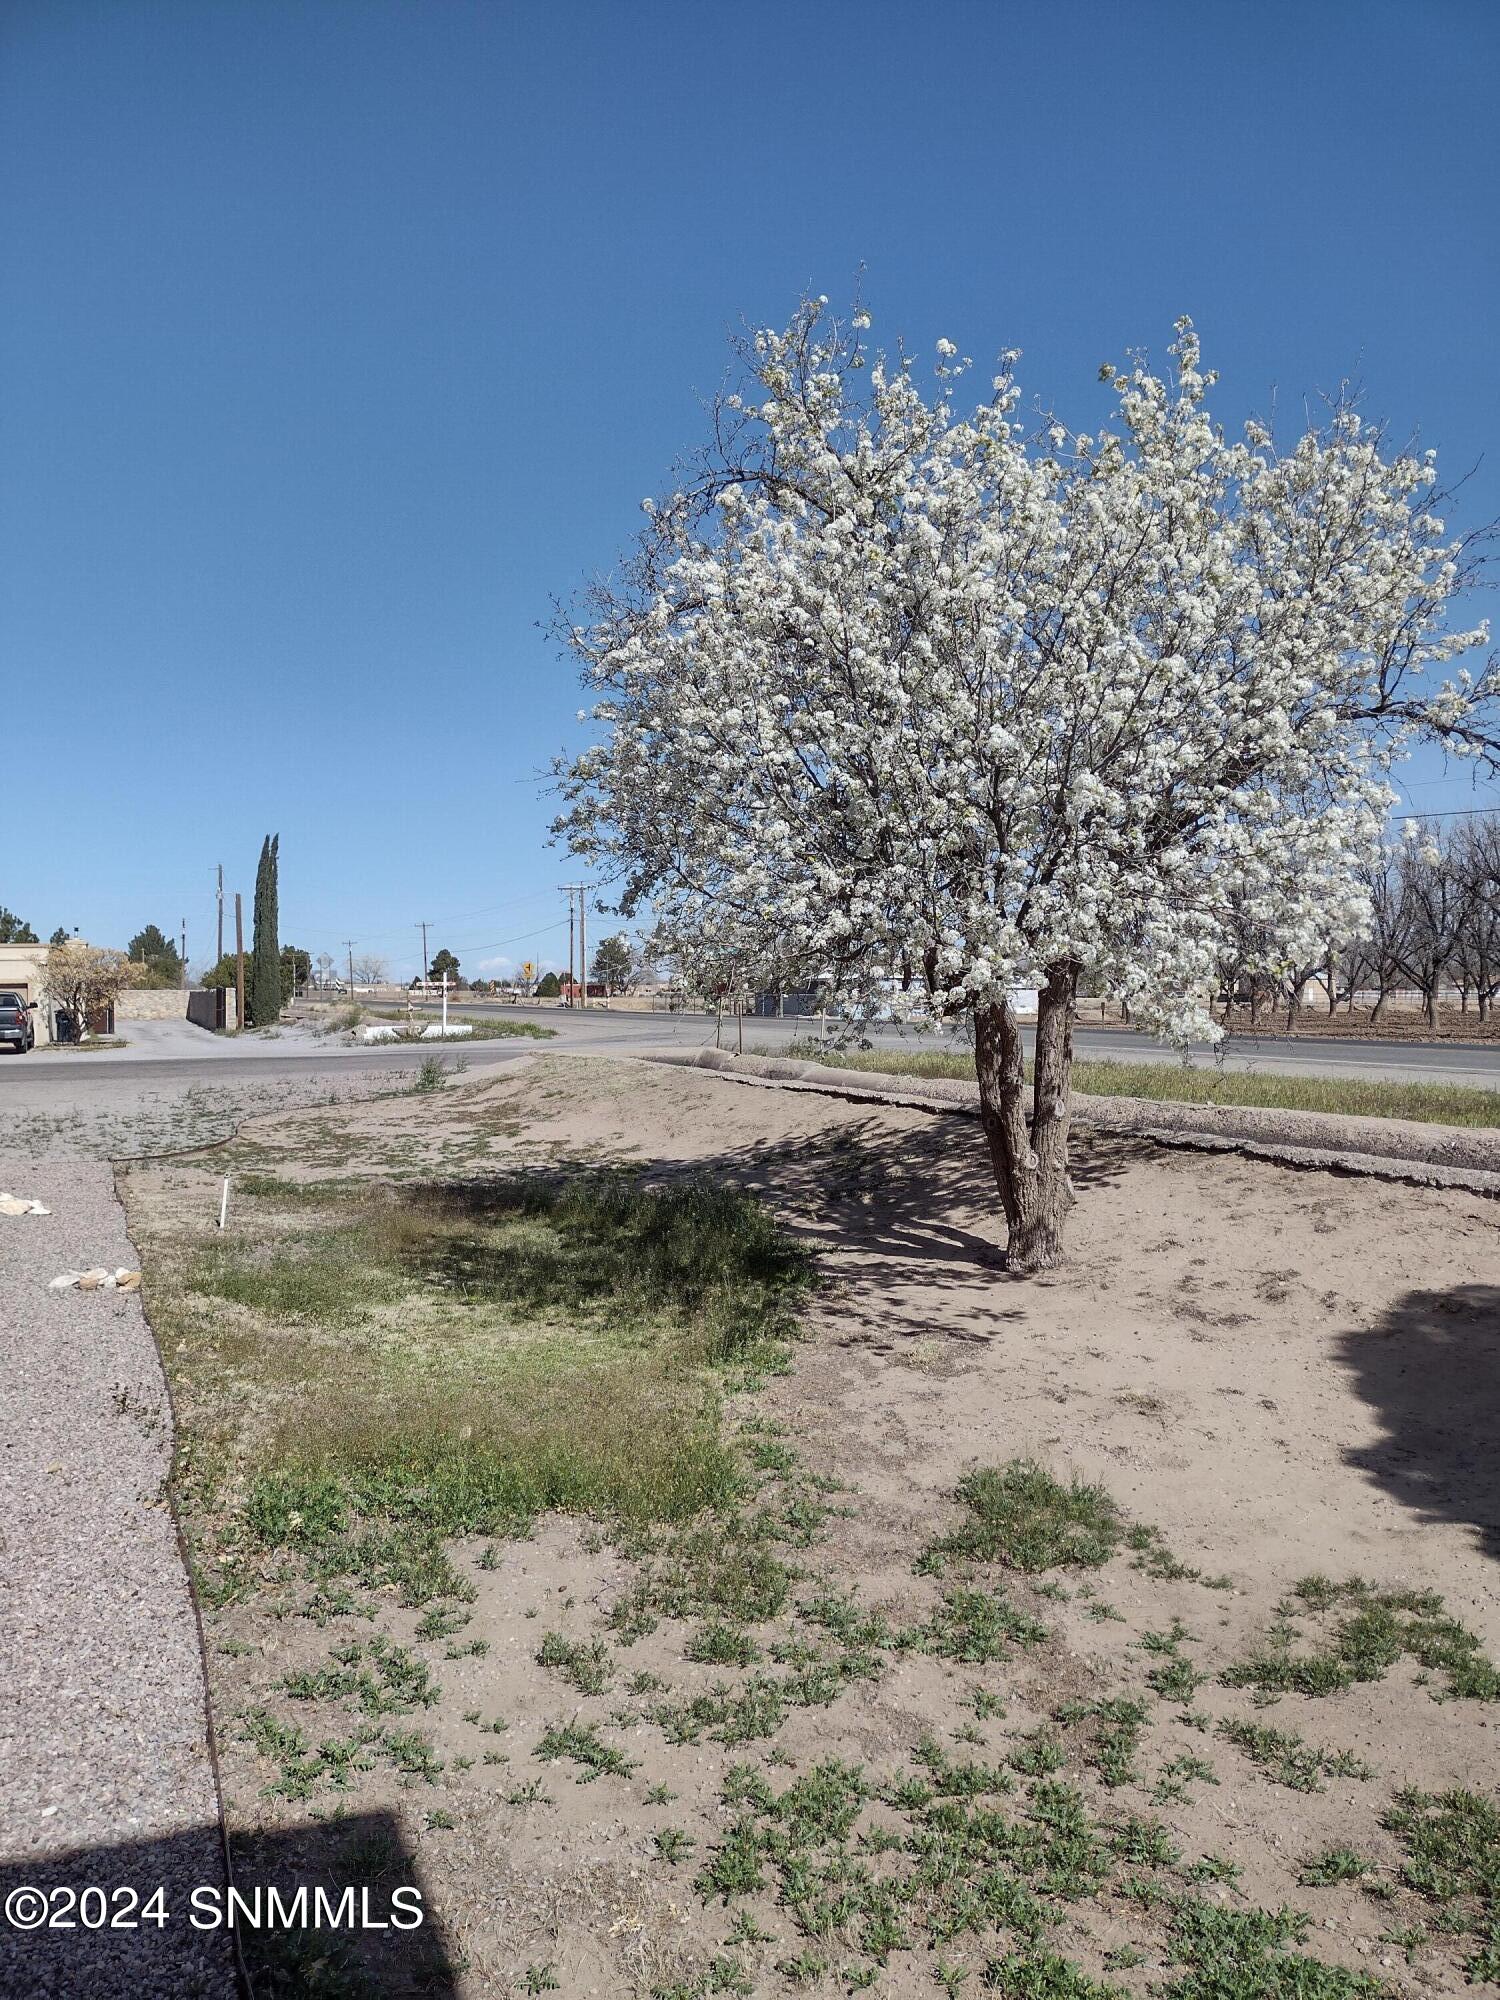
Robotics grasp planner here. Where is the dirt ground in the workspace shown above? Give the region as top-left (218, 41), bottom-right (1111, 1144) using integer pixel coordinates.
top-left (127, 1054), bottom-right (1500, 1998)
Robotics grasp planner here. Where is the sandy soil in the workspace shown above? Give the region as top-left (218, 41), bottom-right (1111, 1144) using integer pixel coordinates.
top-left (130, 1054), bottom-right (1500, 1998)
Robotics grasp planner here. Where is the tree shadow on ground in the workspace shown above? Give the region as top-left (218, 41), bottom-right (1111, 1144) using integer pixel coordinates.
top-left (1337, 1284), bottom-right (1500, 1562)
top-left (0, 1809), bottom-right (457, 1999)
top-left (642, 1111), bottom-right (1140, 1346)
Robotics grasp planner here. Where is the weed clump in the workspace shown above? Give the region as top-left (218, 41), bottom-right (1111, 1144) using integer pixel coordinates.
top-left (1162, 1898), bottom-right (1383, 1998)
top-left (1217, 1719), bottom-right (1372, 1794)
top-left (1384, 1786), bottom-right (1500, 1982)
top-left (1224, 1577), bottom-right (1500, 1704)
top-left (534, 1719), bottom-right (637, 1783)
top-left (921, 1461), bottom-right (1124, 1574)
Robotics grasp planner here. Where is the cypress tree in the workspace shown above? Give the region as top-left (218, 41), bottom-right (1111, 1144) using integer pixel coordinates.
top-left (249, 833), bottom-right (281, 1027)
top-left (248, 836), bottom-right (268, 1026)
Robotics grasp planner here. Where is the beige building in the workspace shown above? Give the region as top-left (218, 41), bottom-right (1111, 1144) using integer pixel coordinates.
top-left (0, 940), bottom-right (52, 1045)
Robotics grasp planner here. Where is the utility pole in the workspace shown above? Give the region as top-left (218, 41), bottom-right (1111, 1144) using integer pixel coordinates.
top-left (558, 885), bottom-right (583, 1007)
top-left (419, 921), bottom-right (430, 1001)
top-left (180, 919), bottom-right (187, 987)
top-left (578, 890), bottom-right (587, 1009)
top-left (344, 940), bottom-right (356, 997)
top-left (216, 864), bottom-right (224, 965)
top-left (234, 894), bottom-right (245, 1032)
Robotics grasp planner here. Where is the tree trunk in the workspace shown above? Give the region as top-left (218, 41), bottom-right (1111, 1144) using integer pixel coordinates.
top-left (1425, 983), bottom-right (1439, 1030)
top-left (973, 968), bottom-right (1077, 1274)
top-left (1371, 985), bottom-right (1386, 1022)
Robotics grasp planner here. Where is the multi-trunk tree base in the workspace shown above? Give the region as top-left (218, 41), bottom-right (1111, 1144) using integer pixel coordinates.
top-left (973, 970), bottom-right (1078, 1274)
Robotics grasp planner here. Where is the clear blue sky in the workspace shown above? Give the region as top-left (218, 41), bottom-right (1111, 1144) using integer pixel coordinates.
top-left (3, 0), bottom-right (1497, 979)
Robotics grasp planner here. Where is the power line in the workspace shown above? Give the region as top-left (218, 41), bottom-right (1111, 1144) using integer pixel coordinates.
top-left (1387, 802), bottom-right (1500, 821)
top-left (320, 890), bottom-right (560, 950)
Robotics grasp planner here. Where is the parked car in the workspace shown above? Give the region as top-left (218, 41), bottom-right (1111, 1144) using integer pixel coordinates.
top-left (0, 990), bottom-right (38, 1053)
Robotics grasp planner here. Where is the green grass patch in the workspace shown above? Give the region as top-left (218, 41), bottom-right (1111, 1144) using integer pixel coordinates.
top-left (170, 1171), bottom-right (817, 1597)
top-left (280, 1636), bottom-right (439, 1716)
top-left (1384, 1787), bottom-right (1500, 1983)
top-left (681, 1723), bottom-right (1391, 1994)
top-left (536, 1630), bottom-right (614, 1695)
top-left (534, 1719), bottom-right (637, 1783)
top-left (979, 1955), bottom-right (1123, 1997)
top-left (1058, 1697), bottom-right (1150, 1788)
top-left (371, 1009), bottom-right (555, 1042)
top-left (920, 1460), bottom-right (1125, 1573)
top-left (235, 1172), bottom-right (347, 1204)
top-left (240, 1706), bottom-right (442, 1802)
top-left (771, 1040), bottom-right (1500, 1128)
top-left (1224, 1577), bottom-right (1500, 1703)
top-left (921, 1584), bottom-right (1048, 1662)
top-left (1217, 1719), bottom-right (1372, 1794)
top-left (1299, 1847), bottom-right (1374, 1887)
top-left (1162, 1898), bottom-right (1384, 1998)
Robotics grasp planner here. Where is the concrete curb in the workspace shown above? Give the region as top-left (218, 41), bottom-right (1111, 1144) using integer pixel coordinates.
top-left (643, 1048), bottom-right (1500, 1199)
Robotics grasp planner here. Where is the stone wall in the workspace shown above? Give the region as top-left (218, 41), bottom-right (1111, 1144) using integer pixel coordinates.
top-left (116, 988), bottom-right (192, 1020)
top-left (117, 987), bottom-right (239, 1029)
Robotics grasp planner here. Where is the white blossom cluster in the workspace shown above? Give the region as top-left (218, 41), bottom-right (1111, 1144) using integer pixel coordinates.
top-left (557, 301), bottom-right (1495, 1041)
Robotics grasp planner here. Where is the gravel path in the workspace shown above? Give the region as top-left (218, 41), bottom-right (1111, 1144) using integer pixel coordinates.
top-left (0, 1153), bottom-right (236, 1998)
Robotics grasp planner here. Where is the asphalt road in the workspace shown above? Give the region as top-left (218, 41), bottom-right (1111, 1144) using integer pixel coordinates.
top-left (2, 1002), bottom-right (1499, 1099)
top-left (0, 1033), bottom-right (528, 1086)
top-left (366, 999), bottom-right (1500, 1088)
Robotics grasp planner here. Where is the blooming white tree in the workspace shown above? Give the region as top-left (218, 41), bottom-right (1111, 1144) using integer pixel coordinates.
top-left (557, 299), bottom-right (1497, 1270)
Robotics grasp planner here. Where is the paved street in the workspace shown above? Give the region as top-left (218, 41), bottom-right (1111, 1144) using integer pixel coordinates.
top-left (3, 1005), bottom-right (1500, 1112)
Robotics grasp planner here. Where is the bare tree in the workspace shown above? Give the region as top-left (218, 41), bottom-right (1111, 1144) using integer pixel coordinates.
top-left (1394, 826), bottom-right (1464, 1027)
top-left (351, 953), bottom-right (388, 987)
top-left (1351, 850), bottom-right (1417, 1022)
top-left (1450, 818), bottom-right (1500, 1020)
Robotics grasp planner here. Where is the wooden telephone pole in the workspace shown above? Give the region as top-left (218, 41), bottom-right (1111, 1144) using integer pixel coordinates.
top-left (234, 894), bottom-right (245, 1032)
top-left (558, 885), bottom-right (586, 1007)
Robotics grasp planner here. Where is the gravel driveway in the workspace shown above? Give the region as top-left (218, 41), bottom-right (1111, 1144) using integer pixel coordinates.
top-left (0, 1152), bottom-right (236, 1997)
